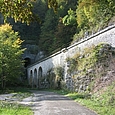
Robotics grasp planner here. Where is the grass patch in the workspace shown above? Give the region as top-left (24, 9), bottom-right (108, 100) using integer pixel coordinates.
top-left (0, 101), bottom-right (33, 115)
top-left (0, 87), bottom-right (33, 115)
top-left (0, 87), bottom-right (32, 100)
top-left (0, 87), bottom-right (30, 93)
top-left (12, 92), bottom-right (32, 100)
top-left (12, 87), bottom-right (32, 100)
top-left (52, 89), bottom-right (115, 115)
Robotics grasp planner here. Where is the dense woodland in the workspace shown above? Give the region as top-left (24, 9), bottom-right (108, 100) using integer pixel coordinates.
top-left (1, 0), bottom-right (115, 55)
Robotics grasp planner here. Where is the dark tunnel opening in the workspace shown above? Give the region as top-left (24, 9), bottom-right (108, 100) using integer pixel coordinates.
top-left (24, 58), bottom-right (31, 68)
top-left (23, 58), bottom-right (31, 79)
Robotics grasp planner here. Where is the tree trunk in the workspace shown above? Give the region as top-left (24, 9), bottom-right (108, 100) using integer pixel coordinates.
top-left (1, 76), bottom-right (6, 91)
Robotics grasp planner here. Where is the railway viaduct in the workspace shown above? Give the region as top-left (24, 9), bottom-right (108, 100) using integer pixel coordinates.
top-left (26, 25), bottom-right (115, 88)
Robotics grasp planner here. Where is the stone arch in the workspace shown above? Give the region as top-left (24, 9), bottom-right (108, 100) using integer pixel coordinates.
top-left (29, 70), bottom-right (33, 86)
top-left (38, 67), bottom-right (42, 78)
top-left (38, 67), bottom-right (43, 88)
top-left (34, 68), bottom-right (37, 87)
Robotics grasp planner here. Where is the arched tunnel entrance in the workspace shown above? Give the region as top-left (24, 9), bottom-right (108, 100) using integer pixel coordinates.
top-left (23, 58), bottom-right (31, 79)
top-left (24, 57), bottom-right (31, 67)
top-left (38, 67), bottom-right (42, 88)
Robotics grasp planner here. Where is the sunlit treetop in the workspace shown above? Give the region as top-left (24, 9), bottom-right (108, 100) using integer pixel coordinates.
top-left (0, 0), bottom-right (41, 25)
top-left (48, 0), bottom-right (58, 12)
top-left (0, 0), bottom-right (58, 24)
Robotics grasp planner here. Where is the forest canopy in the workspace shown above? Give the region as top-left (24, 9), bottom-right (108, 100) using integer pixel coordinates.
top-left (0, 0), bottom-right (58, 24)
top-left (0, 0), bottom-right (115, 55)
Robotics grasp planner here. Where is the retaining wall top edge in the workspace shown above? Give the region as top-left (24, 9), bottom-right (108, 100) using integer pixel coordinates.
top-left (67, 24), bottom-right (115, 50)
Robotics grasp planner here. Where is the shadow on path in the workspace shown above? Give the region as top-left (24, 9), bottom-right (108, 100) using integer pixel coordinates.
top-left (20, 90), bottom-right (98, 115)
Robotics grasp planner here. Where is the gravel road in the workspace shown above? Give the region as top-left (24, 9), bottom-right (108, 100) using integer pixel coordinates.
top-left (20, 90), bottom-right (98, 115)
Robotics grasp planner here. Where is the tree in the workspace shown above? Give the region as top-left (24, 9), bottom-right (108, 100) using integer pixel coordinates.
top-left (54, 18), bottom-right (76, 49)
top-left (39, 9), bottom-right (58, 54)
top-left (76, 0), bottom-right (115, 31)
top-left (0, 24), bottom-right (25, 89)
top-left (62, 8), bottom-right (77, 26)
top-left (0, 0), bottom-right (58, 24)
top-left (0, 0), bottom-right (36, 24)
top-left (39, 0), bottom-right (78, 54)
top-left (48, 0), bottom-right (58, 12)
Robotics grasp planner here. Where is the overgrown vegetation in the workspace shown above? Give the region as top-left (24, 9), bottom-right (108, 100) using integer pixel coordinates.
top-left (54, 66), bottom-right (64, 89)
top-left (74, 0), bottom-right (115, 40)
top-left (52, 82), bottom-right (115, 115)
top-left (0, 101), bottom-right (33, 115)
top-left (40, 66), bottom-right (64, 89)
top-left (68, 81), bottom-right (115, 115)
top-left (0, 87), bottom-right (33, 115)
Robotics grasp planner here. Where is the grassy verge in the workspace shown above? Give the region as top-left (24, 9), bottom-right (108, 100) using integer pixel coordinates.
top-left (12, 87), bottom-right (32, 100)
top-left (0, 87), bottom-right (32, 99)
top-left (50, 89), bottom-right (115, 115)
top-left (0, 101), bottom-right (33, 115)
top-left (0, 87), bottom-right (33, 115)
top-left (66, 93), bottom-right (115, 115)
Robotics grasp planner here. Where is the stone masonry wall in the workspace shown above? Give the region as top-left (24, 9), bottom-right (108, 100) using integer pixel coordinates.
top-left (65, 43), bottom-right (115, 92)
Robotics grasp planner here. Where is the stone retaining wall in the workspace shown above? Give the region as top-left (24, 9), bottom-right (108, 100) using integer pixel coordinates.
top-left (27, 24), bottom-right (115, 88)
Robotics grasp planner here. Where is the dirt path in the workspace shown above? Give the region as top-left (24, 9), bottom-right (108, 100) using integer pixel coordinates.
top-left (19, 90), bottom-right (97, 115)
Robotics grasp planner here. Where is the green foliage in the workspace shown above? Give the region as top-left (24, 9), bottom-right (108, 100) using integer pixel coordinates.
top-left (67, 45), bottom-right (96, 73)
top-left (1, 0), bottom-right (115, 56)
top-left (73, 29), bottom-right (84, 41)
top-left (75, 0), bottom-right (115, 41)
top-left (7, 0), bottom-right (47, 48)
top-left (39, 9), bottom-right (58, 54)
top-left (54, 66), bottom-right (64, 79)
top-left (46, 69), bottom-right (56, 88)
top-left (66, 43), bottom-right (114, 93)
top-left (0, 101), bottom-right (33, 115)
top-left (62, 8), bottom-right (77, 26)
top-left (92, 87), bottom-right (115, 107)
top-left (0, 0), bottom-right (37, 24)
top-left (48, 0), bottom-right (58, 12)
top-left (54, 66), bottom-right (64, 89)
top-left (0, 24), bottom-right (25, 89)
top-left (54, 20), bottom-right (76, 51)
top-left (0, 87), bottom-right (32, 114)
top-left (67, 43), bottom-right (113, 75)
top-left (54, 86), bottom-right (115, 115)
top-left (39, 0), bottom-right (78, 55)
top-left (66, 57), bottom-right (78, 75)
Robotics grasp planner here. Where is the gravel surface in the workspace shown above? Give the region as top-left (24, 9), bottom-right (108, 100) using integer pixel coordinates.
top-left (20, 90), bottom-right (98, 115)
top-left (0, 91), bottom-right (98, 115)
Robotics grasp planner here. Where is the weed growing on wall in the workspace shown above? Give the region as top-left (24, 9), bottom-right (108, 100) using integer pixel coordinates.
top-left (54, 66), bottom-right (64, 89)
top-left (46, 67), bottom-right (64, 89)
top-left (46, 68), bottom-right (56, 89)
